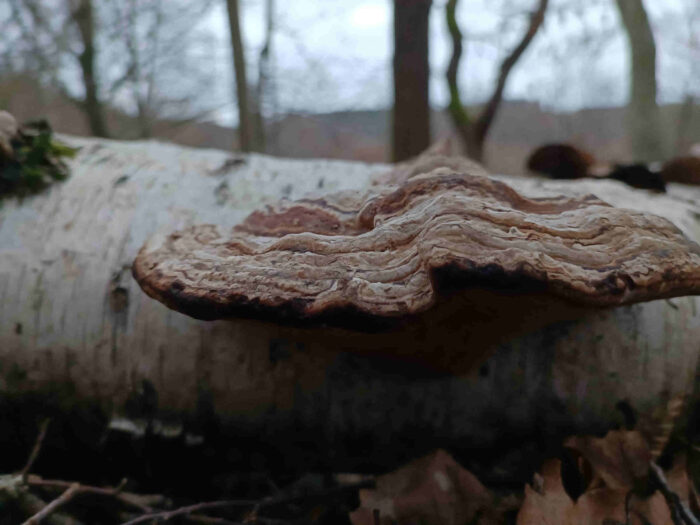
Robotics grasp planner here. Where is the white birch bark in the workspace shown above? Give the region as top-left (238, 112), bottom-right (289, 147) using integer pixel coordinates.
top-left (0, 136), bottom-right (698, 450)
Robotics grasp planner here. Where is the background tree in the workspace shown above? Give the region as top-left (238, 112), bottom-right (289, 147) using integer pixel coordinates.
top-left (2, 0), bottom-right (218, 140)
top-left (102, 0), bottom-right (164, 139)
top-left (663, 0), bottom-right (700, 155)
top-left (226, 0), bottom-right (252, 152)
top-left (253, 0), bottom-right (275, 153)
top-left (445, 0), bottom-right (548, 162)
top-left (392, 0), bottom-right (432, 162)
top-left (1, 0), bottom-right (697, 169)
top-left (101, 0), bottom-right (217, 139)
top-left (614, 0), bottom-right (666, 162)
top-left (71, 0), bottom-right (108, 137)
top-left (5, 0), bottom-right (110, 137)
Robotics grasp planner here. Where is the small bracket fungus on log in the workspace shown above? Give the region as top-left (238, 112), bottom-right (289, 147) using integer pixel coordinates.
top-left (526, 143), bottom-right (595, 180)
top-left (133, 167), bottom-right (700, 337)
top-left (662, 156), bottom-right (700, 186)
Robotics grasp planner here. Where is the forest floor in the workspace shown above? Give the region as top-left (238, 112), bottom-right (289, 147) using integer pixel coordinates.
top-left (1, 401), bottom-right (698, 525)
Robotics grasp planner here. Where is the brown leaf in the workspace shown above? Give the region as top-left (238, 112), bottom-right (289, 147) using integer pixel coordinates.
top-left (665, 452), bottom-right (696, 509)
top-left (517, 459), bottom-right (672, 525)
top-left (349, 449), bottom-right (492, 525)
top-left (518, 460), bottom-right (574, 524)
top-left (564, 430), bottom-right (651, 490)
top-left (637, 394), bottom-right (687, 461)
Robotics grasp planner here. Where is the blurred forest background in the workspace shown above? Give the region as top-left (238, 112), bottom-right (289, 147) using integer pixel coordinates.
top-left (0, 0), bottom-right (698, 175)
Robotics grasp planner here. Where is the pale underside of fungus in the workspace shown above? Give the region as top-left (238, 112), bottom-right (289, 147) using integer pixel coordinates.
top-left (132, 165), bottom-right (700, 330)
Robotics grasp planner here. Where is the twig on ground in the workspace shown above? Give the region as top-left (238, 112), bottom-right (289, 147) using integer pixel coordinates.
top-left (120, 500), bottom-right (258, 525)
top-left (14, 423), bottom-right (368, 525)
top-left (21, 483), bottom-right (80, 525)
top-left (650, 462), bottom-right (700, 525)
top-left (182, 514), bottom-right (241, 525)
top-left (27, 476), bottom-right (154, 514)
top-left (12, 490), bottom-right (82, 525)
top-left (119, 480), bottom-right (374, 525)
top-left (675, 437), bottom-right (700, 454)
top-left (624, 490), bottom-right (632, 524)
top-left (20, 419), bottom-right (51, 482)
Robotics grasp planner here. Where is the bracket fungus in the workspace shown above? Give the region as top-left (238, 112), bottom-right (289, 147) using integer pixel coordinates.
top-left (526, 143), bottom-right (594, 180)
top-left (662, 156), bottom-right (700, 186)
top-left (133, 166), bottom-right (700, 343)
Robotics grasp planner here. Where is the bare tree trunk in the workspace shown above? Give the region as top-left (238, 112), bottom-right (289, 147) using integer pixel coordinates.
top-left (615, 0), bottom-right (665, 163)
top-left (675, 95), bottom-right (696, 156)
top-left (226, 0), bottom-right (251, 152)
top-left (136, 100), bottom-right (152, 139)
top-left (72, 0), bottom-right (109, 138)
top-left (446, 0), bottom-right (548, 161)
top-left (392, 0), bottom-right (431, 162)
top-left (252, 0), bottom-right (274, 153)
top-left (126, 0), bottom-right (162, 140)
top-left (445, 0), bottom-right (475, 156)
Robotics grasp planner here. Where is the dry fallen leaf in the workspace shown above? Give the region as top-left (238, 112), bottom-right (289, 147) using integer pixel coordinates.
top-left (349, 449), bottom-right (496, 525)
top-left (350, 432), bottom-right (697, 525)
top-left (632, 393), bottom-right (687, 461)
top-left (517, 458), bottom-right (671, 525)
top-left (564, 430), bottom-right (651, 491)
top-left (517, 430), bottom-right (700, 525)
top-left (664, 452), bottom-right (698, 512)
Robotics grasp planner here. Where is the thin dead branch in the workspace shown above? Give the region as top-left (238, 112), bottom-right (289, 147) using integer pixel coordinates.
top-left (119, 500), bottom-right (261, 525)
top-left (650, 462), bottom-right (700, 525)
top-left (20, 419), bottom-right (50, 483)
top-left (27, 476), bottom-right (153, 514)
top-left (21, 483), bottom-right (80, 525)
top-left (119, 481), bottom-right (374, 525)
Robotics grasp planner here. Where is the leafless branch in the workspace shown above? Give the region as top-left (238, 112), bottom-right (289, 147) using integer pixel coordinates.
top-left (473, 0), bottom-right (549, 146)
top-left (445, 0), bottom-right (548, 160)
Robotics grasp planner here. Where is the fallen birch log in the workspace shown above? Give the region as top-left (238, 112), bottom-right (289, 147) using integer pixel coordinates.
top-left (0, 136), bottom-right (699, 469)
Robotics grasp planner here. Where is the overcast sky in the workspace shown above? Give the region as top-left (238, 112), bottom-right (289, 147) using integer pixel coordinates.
top-left (199, 0), bottom-right (699, 126)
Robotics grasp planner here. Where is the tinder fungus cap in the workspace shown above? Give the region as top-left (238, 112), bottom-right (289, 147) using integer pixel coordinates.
top-left (133, 169), bottom-right (700, 328)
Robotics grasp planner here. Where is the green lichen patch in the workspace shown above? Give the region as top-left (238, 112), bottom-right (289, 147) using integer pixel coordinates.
top-left (0, 119), bottom-right (77, 199)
